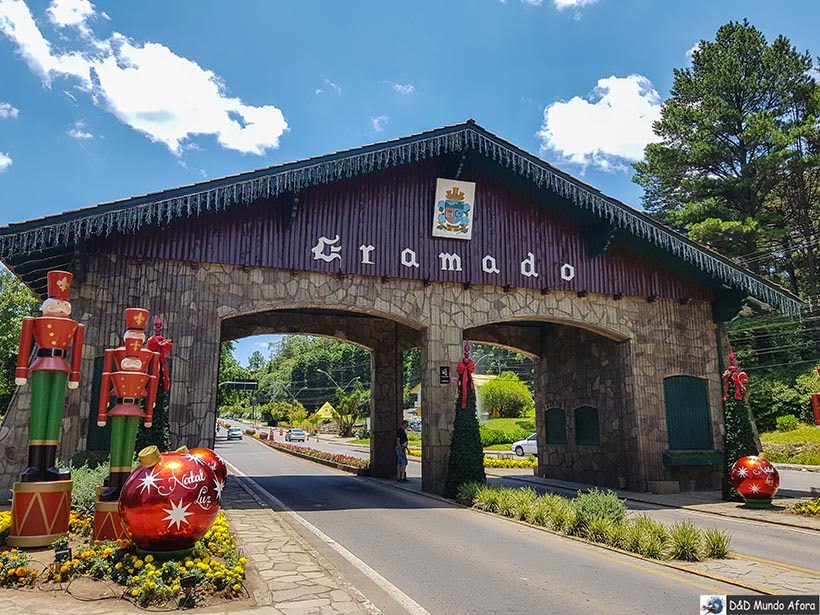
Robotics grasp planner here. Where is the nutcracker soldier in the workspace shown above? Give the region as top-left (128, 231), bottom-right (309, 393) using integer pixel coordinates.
top-left (15, 270), bottom-right (84, 482)
top-left (97, 308), bottom-right (160, 501)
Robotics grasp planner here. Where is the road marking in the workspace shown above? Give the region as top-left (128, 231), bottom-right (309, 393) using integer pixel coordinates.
top-left (224, 457), bottom-right (433, 615)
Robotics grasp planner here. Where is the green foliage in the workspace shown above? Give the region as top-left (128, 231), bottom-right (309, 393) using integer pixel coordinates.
top-left (573, 488), bottom-right (626, 529)
top-left (479, 372), bottom-right (534, 418)
top-left (479, 426), bottom-right (531, 447)
top-left (776, 414), bottom-right (800, 432)
top-left (629, 515), bottom-right (669, 559)
top-left (748, 376), bottom-right (810, 432)
top-left (703, 527), bottom-right (733, 558)
top-left (473, 485), bottom-right (501, 513)
top-left (70, 462), bottom-right (110, 517)
top-left (333, 380), bottom-right (369, 437)
top-left (259, 400), bottom-right (298, 426)
top-left (403, 347), bottom-right (421, 405)
top-left (246, 350), bottom-right (266, 371)
top-left (471, 343), bottom-right (535, 387)
top-left (549, 499), bottom-right (580, 535)
top-left (136, 383), bottom-right (171, 453)
top-left (723, 374), bottom-right (759, 501)
top-left (584, 516), bottom-right (619, 544)
top-left (218, 342), bottom-right (252, 408)
top-left (668, 522), bottom-right (703, 562)
top-left (444, 380), bottom-right (486, 498)
top-left (0, 268), bottom-right (39, 413)
top-left (455, 482), bottom-right (483, 506)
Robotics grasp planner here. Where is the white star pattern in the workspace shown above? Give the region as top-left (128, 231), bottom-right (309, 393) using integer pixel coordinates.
top-left (162, 499), bottom-right (193, 530)
top-left (748, 483), bottom-right (760, 494)
top-left (213, 478), bottom-right (224, 501)
top-left (736, 467), bottom-right (747, 478)
top-left (185, 453), bottom-right (207, 467)
top-left (138, 468), bottom-right (163, 495)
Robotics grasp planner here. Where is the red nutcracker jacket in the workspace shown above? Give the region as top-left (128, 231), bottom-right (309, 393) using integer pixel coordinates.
top-left (97, 347), bottom-right (160, 428)
top-left (16, 316), bottom-right (85, 385)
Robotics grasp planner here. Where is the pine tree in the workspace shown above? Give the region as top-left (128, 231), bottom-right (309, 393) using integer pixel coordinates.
top-left (722, 352), bottom-right (759, 501)
top-left (444, 346), bottom-right (486, 498)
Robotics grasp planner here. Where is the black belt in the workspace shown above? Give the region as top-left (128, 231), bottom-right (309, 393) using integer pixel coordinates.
top-left (115, 397), bottom-right (138, 404)
top-left (37, 348), bottom-right (65, 358)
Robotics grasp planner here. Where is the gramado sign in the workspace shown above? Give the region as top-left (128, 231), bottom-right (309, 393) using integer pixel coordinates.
top-left (308, 178), bottom-right (577, 284)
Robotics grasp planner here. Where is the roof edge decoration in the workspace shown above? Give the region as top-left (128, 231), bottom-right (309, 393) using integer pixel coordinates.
top-left (0, 121), bottom-right (803, 315)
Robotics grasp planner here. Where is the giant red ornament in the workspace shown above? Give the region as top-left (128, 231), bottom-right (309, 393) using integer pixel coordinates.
top-left (188, 447), bottom-right (228, 489)
top-left (119, 446), bottom-right (221, 556)
top-left (730, 455), bottom-right (780, 508)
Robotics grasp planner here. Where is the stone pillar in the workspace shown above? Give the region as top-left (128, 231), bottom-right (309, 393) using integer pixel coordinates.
top-left (370, 324), bottom-right (404, 478)
top-left (420, 325), bottom-right (463, 494)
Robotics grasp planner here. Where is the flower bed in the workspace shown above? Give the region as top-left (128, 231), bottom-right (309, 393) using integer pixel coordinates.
top-left (256, 437), bottom-right (371, 472)
top-left (790, 497), bottom-right (820, 517)
top-left (407, 448), bottom-right (537, 469)
top-left (0, 510), bottom-right (247, 607)
top-left (456, 484), bottom-right (732, 562)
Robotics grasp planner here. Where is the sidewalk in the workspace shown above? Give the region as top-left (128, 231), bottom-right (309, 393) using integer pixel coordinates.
top-left (487, 470), bottom-right (820, 532)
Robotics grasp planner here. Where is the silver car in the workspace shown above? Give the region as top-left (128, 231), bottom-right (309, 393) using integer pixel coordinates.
top-left (511, 433), bottom-right (537, 456)
top-left (227, 426), bottom-right (243, 440)
top-left (285, 428), bottom-right (307, 442)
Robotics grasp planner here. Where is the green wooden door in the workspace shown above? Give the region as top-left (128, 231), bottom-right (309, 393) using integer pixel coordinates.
top-left (545, 408), bottom-right (567, 445)
top-left (663, 376), bottom-right (712, 450)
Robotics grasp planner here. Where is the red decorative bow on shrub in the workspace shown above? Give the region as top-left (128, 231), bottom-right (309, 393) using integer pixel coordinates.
top-left (456, 341), bottom-right (475, 410)
top-left (146, 315), bottom-right (173, 390)
top-left (722, 349), bottom-right (748, 401)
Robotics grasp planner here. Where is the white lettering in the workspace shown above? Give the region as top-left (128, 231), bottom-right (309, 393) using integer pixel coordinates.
top-left (359, 244), bottom-right (375, 265)
top-left (482, 255), bottom-right (500, 274)
top-left (311, 235), bottom-right (342, 262)
top-left (438, 252), bottom-right (463, 271)
top-left (560, 263), bottom-right (575, 281)
top-left (520, 252), bottom-right (539, 278)
top-left (401, 248), bottom-right (420, 268)
top-left (195, 485), bottom-right (214, 510)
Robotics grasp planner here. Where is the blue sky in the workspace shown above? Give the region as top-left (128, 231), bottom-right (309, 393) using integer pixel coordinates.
top-left (1, 0), bottom-right (817, 365)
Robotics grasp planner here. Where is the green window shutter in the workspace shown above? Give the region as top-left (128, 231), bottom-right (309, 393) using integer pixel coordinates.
top-left (574, 406), bottom-right (600, 446)
top-left (663, 376), bottom-right (712, 450)
top-left (545, 408), bottom-right (567, 445)
top-left (86, 356), bottom-right (111, 452)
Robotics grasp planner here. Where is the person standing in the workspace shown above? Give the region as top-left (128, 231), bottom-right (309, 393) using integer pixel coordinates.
top-left (396, 419), bottom-right (409, 482)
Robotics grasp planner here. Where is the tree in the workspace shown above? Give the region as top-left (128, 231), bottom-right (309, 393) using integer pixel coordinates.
top-left (289, 404), bottom-right (308, 428)
top-left (722, 353), bottom-right (760, 501)
top-left (634, 20), bottom-right (813, 269)
top-left (0, 268), bottom-right (39, 413)
top-left (247, 350), bottom-right (266, 372)
top-left (444, 356), bottom-right (485, 498)
top-left (333, 380), bottom-right (369, 437)
top-left (217, 341), bottom-right (251, 409)
top-left (479, 372), bottom-right (534, 418)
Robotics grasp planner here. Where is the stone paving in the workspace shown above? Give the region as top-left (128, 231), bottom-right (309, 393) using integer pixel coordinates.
top-left (0, 476), bottom-right (374, 615)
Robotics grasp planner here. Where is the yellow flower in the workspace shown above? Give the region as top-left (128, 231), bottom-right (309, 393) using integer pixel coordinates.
top-left (131, 589), bottom-right (139, 597)
top-left (239, 557), bottom-right (247, 565)
top-left (232, 583), bottom-right (241, 592)
top-left (115, 562), bottom-right (123, 570)
top-left (134, 560), bottom-right (143, 569)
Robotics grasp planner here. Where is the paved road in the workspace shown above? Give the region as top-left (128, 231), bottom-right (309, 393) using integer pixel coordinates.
top-left (223, 422), bottom-right (820, 574)
top-left (218, 434), bottom-right (750, 615)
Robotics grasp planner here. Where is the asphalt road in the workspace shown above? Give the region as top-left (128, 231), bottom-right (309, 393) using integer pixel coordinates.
top-left (218, 434), bottom-right (751, 615)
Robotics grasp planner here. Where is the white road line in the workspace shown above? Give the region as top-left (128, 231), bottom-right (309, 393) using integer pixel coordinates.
top-left (224, 458), bottom-right (433, 615)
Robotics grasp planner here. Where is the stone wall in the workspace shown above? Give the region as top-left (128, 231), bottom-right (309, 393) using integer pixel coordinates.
top-left (0, 253), bottom-right (725, 497)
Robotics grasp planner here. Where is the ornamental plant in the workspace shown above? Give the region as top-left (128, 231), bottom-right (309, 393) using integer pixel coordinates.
top-left (722, 351), bottom-right (759, 501)
top-left (0, 549), bottom-right (37, 587)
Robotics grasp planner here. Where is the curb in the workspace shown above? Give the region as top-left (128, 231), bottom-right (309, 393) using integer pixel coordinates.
top-left (368, 477), bottom-right (780, 597)
top-left (490, 473), bottom-right (820, 534)
top-left (774, 463), bottom-right (820, 474)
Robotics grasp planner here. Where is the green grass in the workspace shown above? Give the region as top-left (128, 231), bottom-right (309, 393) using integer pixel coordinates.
top-left (350, 438), bottom-right (370, 445)
top-left (485, 443), bottom-right (515, 451)
top-left (761, 425), bottom-right (820, 444)
top-left (481, 417), bottom-right (536, 434)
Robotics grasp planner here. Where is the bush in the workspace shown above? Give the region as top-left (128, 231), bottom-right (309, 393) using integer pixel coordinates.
top-left (584, 516), bottom-right (619, 544)
top-left (628, 515), bottom-right (669, 559)
top-left (455, 482), bottom-right (483, 506)
top-left (70, 462), bottom-right (110, 517)
top-left (703, 527), bottom-right (732, 558)
top-left (776, 414), bottom-right (800, 432)
top-left (749, 375), bottom-right (813, 432)
top-left (523, 495), bottom-right (559, 526)
top-left (573, 488), bottom-right (626, 530)
top-left (479, 426), bottom-right (531, 447)
top-left (549, 499), bottom-right (580, 535)
top-left (473, 485), bottom-right (502, 513)
top-left (479, 372), bottom-right (535, 418)
top-left (790, 497), bottom-right (820, 517)
top-left (668, 521), bottom-right (703, 561)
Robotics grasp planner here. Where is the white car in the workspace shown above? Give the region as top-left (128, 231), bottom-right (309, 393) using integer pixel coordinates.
top-left (511, 433), bottom-right (538, 456)
top-left (285, 428), bottom-right (307, 442)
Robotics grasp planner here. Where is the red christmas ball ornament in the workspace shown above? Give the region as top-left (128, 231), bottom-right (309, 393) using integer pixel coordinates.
top-left (730, 455), bottom-right (780, 507)
top-left (119, 446), bottom-right (222, 556)
top-left (188, 447), bottom-right (228, 490)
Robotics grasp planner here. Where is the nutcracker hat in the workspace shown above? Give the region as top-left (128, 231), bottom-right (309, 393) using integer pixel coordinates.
top-left (47, 270), bottom-right (73, 301)
top-left (125, 308), bottom-right (150, 331)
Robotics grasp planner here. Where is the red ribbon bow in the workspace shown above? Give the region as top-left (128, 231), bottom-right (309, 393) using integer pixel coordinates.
top-left (456, 340), bottom-right (476, 410)
top-left (146, 315), bottom-right (172, 390)
top-left (722, 348), bottom-right (748, 401)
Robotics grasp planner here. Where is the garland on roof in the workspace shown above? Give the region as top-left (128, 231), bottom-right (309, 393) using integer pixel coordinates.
top-left (0, 128), bottom-right (802, 315)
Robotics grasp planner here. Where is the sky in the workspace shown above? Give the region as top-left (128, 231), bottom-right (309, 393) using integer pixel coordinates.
top-left (0, 0), bottom-right (817, 365)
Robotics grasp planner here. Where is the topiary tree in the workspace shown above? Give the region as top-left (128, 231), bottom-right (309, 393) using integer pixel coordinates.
top-left (444, 342), bottom-right (486, 498)
top-left (479, 371), bottom-right (535, 418)
top-left (722, 350), bottom-right (759, 501)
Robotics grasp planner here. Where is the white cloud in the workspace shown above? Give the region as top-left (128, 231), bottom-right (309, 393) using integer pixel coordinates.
top-left (686, 42), bottom-right (700, 63)
top-left (0, 101), bottom-right (19, 118)
top-left (553, 0), bottom-right (598, 9)
top-left (46, 0), bottom-right (94, 32)
top-left (0, 151), bottom-right (11, 171)
top-left (537, 74), bottom-right (662, 172)
top-left (316, 78), bottom-right (341, 96)
top-left (0, 0), bottom-right (288, 155)
top-left (67, 119), bottom-right (92, 139)
top-left (384, 80), bottom-right (415, 95)
top-left (370, 115), bottom-right (388, 132)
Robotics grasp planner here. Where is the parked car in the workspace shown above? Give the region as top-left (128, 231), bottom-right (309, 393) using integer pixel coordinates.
top-left (227, 426), bottom-right (243, 440)
top-left (511, 433), bottom-right (537, 456)
top-left (285, 428), bottom-right (307, 442)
